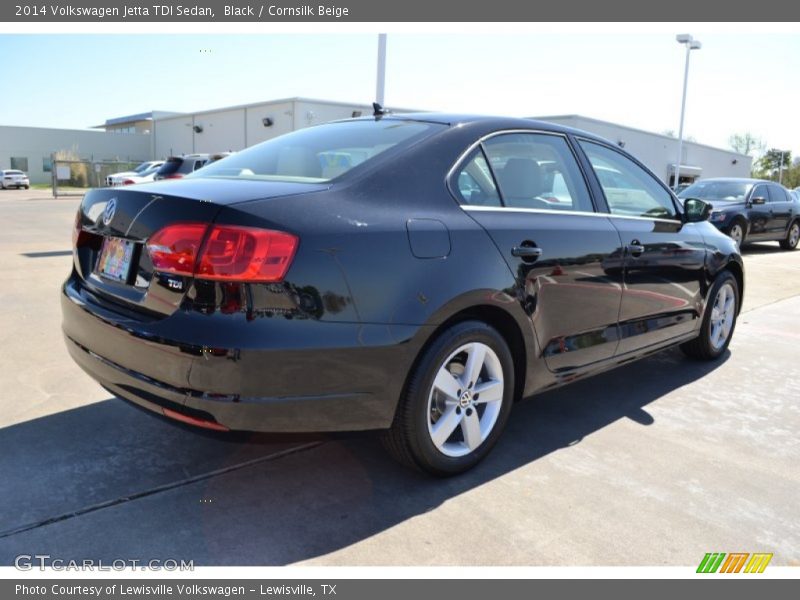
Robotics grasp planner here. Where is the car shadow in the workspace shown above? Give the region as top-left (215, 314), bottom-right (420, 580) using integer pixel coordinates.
top-left (740, 242), bottom-right (783, 254)
top-left (0, 347), bottom-right (728, 565)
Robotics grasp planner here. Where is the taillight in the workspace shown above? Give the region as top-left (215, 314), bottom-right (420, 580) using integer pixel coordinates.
top-left (146, 224), bottom-right (298, 283)
top-left (165, 174), bottom-right (183, 179)
top-left (146, 223), bottom-right (207, 276)
top-left (72, 211), bottom-right (88, 248)
top-left (122, 179), bottom-right (136, 185)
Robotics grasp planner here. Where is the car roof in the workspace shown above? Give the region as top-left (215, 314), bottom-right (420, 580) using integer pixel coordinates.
top-left (692, 177), bottom-right (772, 185)
top-left (346, 113), bottom-right (613, 144)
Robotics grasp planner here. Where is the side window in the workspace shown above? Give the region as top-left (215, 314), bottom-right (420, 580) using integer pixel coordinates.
top-left (453, 149), bottom-right (502, 207)
top-left (194, 160), bottom-right (207, 171)
top-left (751, 184), bottom-right (768, 202)
top-left (767, 185), bottom-right (788, 203)
top-left (482, 133), bottom-right (594, 212)
top-left (580, 141), bottom-right (677, 219)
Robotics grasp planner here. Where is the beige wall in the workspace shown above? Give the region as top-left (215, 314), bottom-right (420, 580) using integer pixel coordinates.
top-left (0, 126), bottom-right (150, 184)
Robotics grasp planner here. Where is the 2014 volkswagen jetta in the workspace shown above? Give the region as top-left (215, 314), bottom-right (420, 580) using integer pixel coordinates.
top-left (62, 114), bottom-right (743, 475)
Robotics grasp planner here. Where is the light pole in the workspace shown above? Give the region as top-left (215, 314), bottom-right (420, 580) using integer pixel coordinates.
top-left (673, 34), bottom-right (701, 188)
top-left (778, 150), bottom-right (786, 184)
top-left (376, 34), bottom-right (387, 106)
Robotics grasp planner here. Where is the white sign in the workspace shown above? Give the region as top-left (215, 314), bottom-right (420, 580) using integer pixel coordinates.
top-left (56, 166), bottom-right (71, 180)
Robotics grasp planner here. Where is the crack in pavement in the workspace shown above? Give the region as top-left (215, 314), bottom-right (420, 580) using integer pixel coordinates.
top-left (0, 441), bottom-right (325, 540)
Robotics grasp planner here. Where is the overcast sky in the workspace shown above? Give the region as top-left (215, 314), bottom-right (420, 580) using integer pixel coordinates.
top-left (1, 32), bottom-right (798, 157)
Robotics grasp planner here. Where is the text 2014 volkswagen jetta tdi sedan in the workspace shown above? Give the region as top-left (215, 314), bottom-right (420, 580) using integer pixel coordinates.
top-left (62, 114), bottom-right (743, 475)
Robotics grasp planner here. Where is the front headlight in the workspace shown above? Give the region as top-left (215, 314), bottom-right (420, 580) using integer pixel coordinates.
top-left (710, 211), bottom-right (727, 223)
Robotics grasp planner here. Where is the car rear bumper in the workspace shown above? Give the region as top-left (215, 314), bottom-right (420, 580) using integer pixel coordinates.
top-left (62, 277), bottom-right (423, 432)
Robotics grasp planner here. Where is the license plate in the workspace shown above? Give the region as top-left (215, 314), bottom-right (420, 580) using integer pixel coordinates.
top-left (96, 237), bottom-right (135, 282)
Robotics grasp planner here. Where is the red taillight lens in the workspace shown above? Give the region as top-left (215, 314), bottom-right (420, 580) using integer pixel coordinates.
top-left (197, 226), bottom-right (298, 282)
top-left (146, 224), bottom-right (298, 283)
top-left (122, 179), bottom-right (136, 185)
top-left (146, 223), bottom-right (207, 276)
top-left (165, 174), bottom-right (183, 179)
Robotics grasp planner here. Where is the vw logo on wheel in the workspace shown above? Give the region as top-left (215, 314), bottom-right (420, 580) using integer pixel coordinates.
top-left (102, 198), bottom-right (117, 226)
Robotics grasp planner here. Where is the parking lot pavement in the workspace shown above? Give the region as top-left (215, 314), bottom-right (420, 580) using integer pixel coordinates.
top-left (1, 192), bottom-right (799, 566)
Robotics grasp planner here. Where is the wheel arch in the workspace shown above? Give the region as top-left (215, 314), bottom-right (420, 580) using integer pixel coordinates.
top-left (396, 300), bottom-right (533, 426)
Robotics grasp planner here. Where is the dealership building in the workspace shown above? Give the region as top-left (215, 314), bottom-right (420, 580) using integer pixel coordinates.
top-left (1, 97), bottom-right (751, 185)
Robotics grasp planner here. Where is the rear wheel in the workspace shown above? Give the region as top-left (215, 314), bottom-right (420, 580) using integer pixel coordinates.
top-left (681, 270), bottom-right (739, 360)
top-left (382, 320), bottom-right (514, 476)
top-left (727, 220), bottom-right (746, 247)
top-left (779, 221), bottom-right (800, 250)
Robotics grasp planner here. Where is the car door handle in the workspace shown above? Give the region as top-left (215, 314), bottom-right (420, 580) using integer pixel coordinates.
top-left (626, 242), bottom-right (645, 256)
top-left (511, 246), bottom-right (542, 258)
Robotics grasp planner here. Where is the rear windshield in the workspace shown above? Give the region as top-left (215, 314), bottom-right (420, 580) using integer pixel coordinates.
top-left (156, 158), bottom-right (185, 177)
top-left (191, 119), bottom-right (445, 183)
top-left (678, 180), bottom-right (753, 202)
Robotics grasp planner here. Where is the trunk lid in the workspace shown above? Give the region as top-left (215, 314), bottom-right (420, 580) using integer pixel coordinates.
top-left (73, 179), bottom-right (326, 316)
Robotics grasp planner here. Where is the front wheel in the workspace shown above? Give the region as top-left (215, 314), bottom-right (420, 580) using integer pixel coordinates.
top-left (382, 320), bottom-right (515, 476)
top-left (681, 271), bottom-right (739, 360)
top-left (779, 221), bottom-right (800, 250)
top-left (727, 220), bottom-right (746, 247)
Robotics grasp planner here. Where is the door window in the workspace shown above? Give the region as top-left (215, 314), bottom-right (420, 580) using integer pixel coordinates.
top-left (767, 185), bottom-right (789, 203)
top-left (580, 141), bottom-right (677, 219)
top-left (481, 133), bottom-right (594, 212)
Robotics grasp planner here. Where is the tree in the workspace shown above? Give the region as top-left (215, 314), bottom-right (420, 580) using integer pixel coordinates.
top-left (758, 148), bottom-right (792, 177)
top-left (728, 132), bottom-right (764, 156)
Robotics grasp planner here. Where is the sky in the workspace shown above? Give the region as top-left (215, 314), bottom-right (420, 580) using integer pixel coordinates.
top-left (1, 32), bottom-right (799, 158)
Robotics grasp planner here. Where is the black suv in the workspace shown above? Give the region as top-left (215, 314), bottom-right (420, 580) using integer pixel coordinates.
top-left (679, 178), bottom-right (800, 249)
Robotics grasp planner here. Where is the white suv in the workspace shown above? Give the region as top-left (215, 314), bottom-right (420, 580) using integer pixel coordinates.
top-left (0, 170), bottom-right (30, 189)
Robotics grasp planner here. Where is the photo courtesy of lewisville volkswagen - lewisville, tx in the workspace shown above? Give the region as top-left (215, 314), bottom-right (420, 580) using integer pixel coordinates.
top-left (62, 111), bottom-right (744, 476)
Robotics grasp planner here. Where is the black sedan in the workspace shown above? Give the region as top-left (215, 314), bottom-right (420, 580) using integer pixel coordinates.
top-left (678, 178), bottom-right (800, 249)
top-left (63, 114), bottom-right (743, 475)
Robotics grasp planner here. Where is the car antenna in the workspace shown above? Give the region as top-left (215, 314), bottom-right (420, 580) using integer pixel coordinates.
top-left (373, 102), bottom-right (390, 119)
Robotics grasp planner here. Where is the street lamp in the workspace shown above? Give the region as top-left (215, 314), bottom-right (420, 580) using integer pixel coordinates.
top-left (673, 34), bottom-right (702, 188)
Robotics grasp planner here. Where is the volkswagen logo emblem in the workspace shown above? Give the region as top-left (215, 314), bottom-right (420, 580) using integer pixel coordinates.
top-left (102, 198), bottom-right (117, 226)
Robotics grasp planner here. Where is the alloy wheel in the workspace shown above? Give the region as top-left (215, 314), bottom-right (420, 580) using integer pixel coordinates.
top-left (729, 223), bottom-right (743, 247)
top-left (789, 223), bottom-right (800, 248)
top-left (709, 282), bottom-right (736, 351)
top-left (426, 342), bottom-right (504, 458)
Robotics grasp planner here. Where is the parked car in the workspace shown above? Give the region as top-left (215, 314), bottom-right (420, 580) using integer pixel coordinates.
top-left (105, 161), bottom-right (164, 187)
top-left (110, 164), bottom-right (163, 187)
top-left (153, 154), bottom-right (210, 180)
top-left (63, 115), bottom-right (744, 475)
top-left (1, 169), bottom-right (30, 189)
top-left (678, 178), bottom-right (800, 249)
top-left (672, 183), bottom-right (691, 195)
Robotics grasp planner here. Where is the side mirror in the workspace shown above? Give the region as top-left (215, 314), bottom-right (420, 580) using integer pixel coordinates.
top-left (750, 196), bottom-right (767, 205)
top-left (683, 198), bottom-right (712, 223)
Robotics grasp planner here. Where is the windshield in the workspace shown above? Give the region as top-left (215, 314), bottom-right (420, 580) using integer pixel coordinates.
top-left (192, 119), bottom-right (445, 183)
top-left (678, 180), bottom-right (753, 202)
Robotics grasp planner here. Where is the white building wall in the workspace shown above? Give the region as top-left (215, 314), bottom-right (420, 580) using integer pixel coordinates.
top-left (244, 101), bottom-right (295, 146)
top-left (152, 115), bottom-right (194, 158)
top-left (0, 126), bottom-right (150, 184)
top-left (192, 108), bottom-right (246, 154)
top-left (535, 115), bottom-right (752, 183)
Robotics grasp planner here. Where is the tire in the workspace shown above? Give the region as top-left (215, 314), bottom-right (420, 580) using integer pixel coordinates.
top-left (727, 219), bottom-right (746, 247)
top-left (779, 220), bottom-right (800, 250)
top-left (382, 320), bottom-right (515, 476)
top-left (681, 270), bottom-right (739, 360)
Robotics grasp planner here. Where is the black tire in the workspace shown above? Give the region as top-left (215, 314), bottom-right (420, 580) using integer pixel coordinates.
top-left (382, 320), bottom-right (515, 476)
top-left (779, 220), bottom-right (800, 250)
top-left (681, 270), bottom-right (739, 360)
top-left (726, 219), bottom-right (746, 247)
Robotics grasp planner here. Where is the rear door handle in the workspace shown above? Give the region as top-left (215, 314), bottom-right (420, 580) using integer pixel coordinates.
top-left (626, 242), bottom-right (645, 256)
top-left (511, 246), bottom-right (543, 258)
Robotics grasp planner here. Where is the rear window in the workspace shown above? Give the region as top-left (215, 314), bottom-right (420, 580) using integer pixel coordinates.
top-left (156, 158), bottom-right (185, 177)
top-left (192, 119), bottom-right (445, 183)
